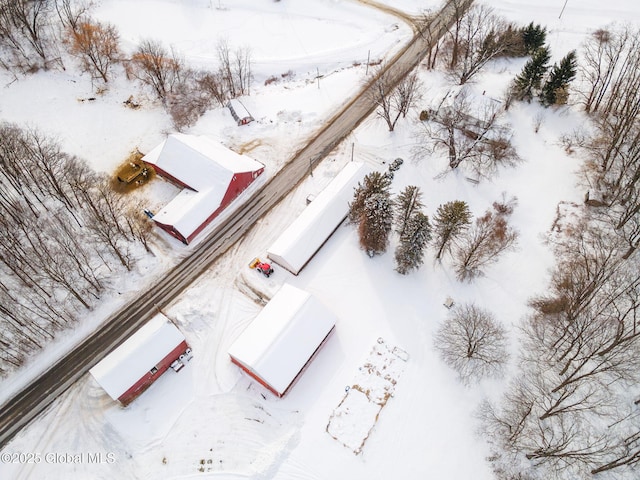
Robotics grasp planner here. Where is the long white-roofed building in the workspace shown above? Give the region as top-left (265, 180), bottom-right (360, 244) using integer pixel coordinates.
top-left (267, 162), bottom-right (369, 275)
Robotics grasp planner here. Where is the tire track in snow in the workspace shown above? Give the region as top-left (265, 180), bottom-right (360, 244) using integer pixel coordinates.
top-left (139, 394), bottom-right (300, 479)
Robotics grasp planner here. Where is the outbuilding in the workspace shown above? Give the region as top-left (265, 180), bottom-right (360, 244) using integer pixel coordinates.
top-left (267, 162), bottom-right (369, 275)
top-left (227, 99), bottom-right (255, 126)
top-left (228, 284), bottom-right (337, 397)
top-left (89, 313), bottom-right (191, 406)
top-left (143, 133), bottom-right (264, 244)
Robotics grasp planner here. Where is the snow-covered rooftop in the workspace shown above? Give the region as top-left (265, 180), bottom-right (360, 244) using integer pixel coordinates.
top-left (228, 283), bottom-right (337, 396)
top-left (144, 134), bottom-right (262, 191)
top-left (89, 314), bottom-right (186, 401)
top-left (143, 133), bottom-right (264, 240)
top-left (267, 161), bottom-right (369, 274)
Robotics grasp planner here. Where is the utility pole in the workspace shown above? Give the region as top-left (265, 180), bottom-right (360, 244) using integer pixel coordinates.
top-left (365, 50), bottom-right (370, 75)
top-left (559, 0), bottom-right (568, 19)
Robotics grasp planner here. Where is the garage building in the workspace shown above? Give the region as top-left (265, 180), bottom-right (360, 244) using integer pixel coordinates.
top-left (90, 313), bottom-right (190, 406)
top-left (228, 284), bottom-right (337, 397)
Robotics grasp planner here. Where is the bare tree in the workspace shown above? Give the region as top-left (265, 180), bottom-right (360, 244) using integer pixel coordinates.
top-left (434, 303), bottom-right (509, 384)
top-left (55, 0), bottom-right (92, 33)
top-left (0, 0), bottom-right (58, 71)
top-left (442, 0), bottom-right (468, 70)
top-left (127, 39), bottom-right (184, 102)
top-left (580, 25), bottom-right (640, 116)
top-left (82, 178), bottom-right (135, 270)
top-left (233, 45), bottom-right (252, 96)
top-left (217, 40), bottom-right (253, 99)
top-left (369, 66), bottom-right (422, 131)
top-left (67, 18), bottom-right (120, 83)
top-left (125, 203), bottom-right (154, 254)
top-left (480, 218), bottom-right (640, 478)
top-left (479, 367), bottom-right (613, 479)
top-left (416, 10), bottom-right (440, 70)
top-left (444, 4), bottom-right (519, 85)
top-left (592, 423), bottom-right (640, 474)
top-left (415, 89), bottom-right (520, 178)
top-left (196, 69), bottom-right (229, 106)
top-left (217, 39), bottom-right (235, 98)
top-left (0, 123), bottom-right (151, 376)
top-left (452, 196), bottom-right (518, 281)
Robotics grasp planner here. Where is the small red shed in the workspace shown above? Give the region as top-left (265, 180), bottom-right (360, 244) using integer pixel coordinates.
top-left (89, 314), bottom-right (191, 406)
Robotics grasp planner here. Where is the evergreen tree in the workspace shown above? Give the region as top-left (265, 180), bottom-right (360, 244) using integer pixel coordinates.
top-left (432, 200), bottom-right (472, 260)
top-left (394, 185), bottom-right (424, 238)
top-left (521, 22), bottom-right (547, 54)
top-left (512, 46), bottom-right (551, 102)
top-left (395, 211), bottom-right (431, 274)
top-left (348, 171), bottom-right (391, 224)
top-left (540, 50), bottom-right (577, 106)
top-left (359, 192), bottom-right (393, 257)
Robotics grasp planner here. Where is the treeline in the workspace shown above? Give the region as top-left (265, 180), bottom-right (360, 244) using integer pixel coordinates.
top-left (480, 23), bottom-right (640, 480)
top-left (0, 123), bottom-right (151, 377)
top-left (0, 0), bottom-right (253, 130)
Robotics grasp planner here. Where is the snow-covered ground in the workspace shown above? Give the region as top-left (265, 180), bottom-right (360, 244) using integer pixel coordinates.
top-left (1, 0), bottom-right (639, 479)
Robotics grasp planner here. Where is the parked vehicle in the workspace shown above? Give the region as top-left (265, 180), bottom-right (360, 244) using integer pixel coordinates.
top-left (249, 257), bottom-right (274, 277)
top-left (170, 359), bottom-right (185, 372)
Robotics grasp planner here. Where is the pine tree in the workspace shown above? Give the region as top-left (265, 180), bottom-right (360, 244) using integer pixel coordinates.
top-left (540, 50), bottom-right (577, 106)
top-left (359, 192), bottom-right (393, 257)
top-left (394, 185), bottom-right (424, 238)
top-left (395, 211), bottom-right (431, 274)
top-left (521, 22), bottom-right (547, 54)
top-left (348, 171), bottom-right (391, 224)
top-left (512, 46), bottom-right (551, 102)
top-left (432, 200), bottom-right (472, 260)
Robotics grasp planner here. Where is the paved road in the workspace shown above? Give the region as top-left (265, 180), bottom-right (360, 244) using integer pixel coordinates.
top-left (0, 0), bottom-right (473, 449)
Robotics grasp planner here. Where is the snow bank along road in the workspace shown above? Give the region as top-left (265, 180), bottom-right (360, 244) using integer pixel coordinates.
top-left (0, 0), bottom-right (474, 450)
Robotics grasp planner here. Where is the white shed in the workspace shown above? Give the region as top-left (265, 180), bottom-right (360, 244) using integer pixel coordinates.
top-left (267, 162), bottom-right (369, 275)
top-left (228, 284), bottom-right (336, 397)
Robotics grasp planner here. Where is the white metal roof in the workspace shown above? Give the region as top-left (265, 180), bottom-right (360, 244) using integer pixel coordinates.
top-left (143, 134), bottom-right (263, 240)
top-left (89, 314), bottom-right (186, 401)
top-left (267, 162), bottom-right (369, 274)
top-left (228, 284), bottom-right (336, 396)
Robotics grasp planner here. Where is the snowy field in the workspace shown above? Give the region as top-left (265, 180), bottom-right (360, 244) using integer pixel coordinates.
top-left (2, 0), bottom-right (640, 479)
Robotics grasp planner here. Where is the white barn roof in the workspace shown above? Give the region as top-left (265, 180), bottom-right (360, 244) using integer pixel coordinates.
top-left (143, 133), bottom-right (263, 240)
top-left (228, 284), bottom-right (336, 396)
top-left (267, 162), bottom-right (369, 275)
top-left (89, 314), bottom-right (186, 401)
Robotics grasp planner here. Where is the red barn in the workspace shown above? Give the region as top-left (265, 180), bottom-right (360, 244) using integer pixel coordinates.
top-left (228, 284), bottom-right (337, 397)
top-left (89, 314), bottom-right (191, 406)
top-left (143, 134), bottom-right (264, 244)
